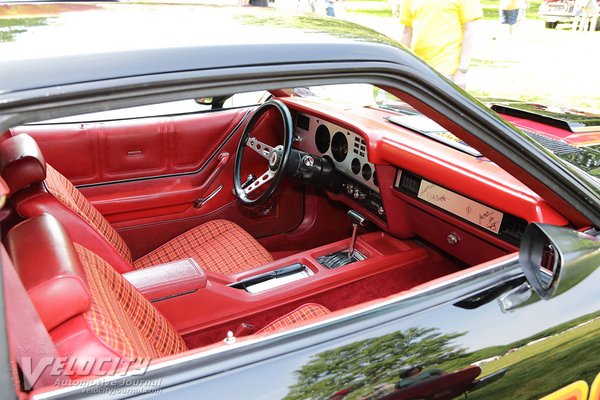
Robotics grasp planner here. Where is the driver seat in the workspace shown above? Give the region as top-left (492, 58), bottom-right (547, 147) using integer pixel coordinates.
top-left (0, 133), bottom-right (274, 274)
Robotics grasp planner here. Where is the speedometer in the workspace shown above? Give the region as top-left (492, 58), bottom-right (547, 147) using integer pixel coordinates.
top-left (331, 131), bottom-right (348, 162)
top-left (315, 124), bottom-right (330, 154)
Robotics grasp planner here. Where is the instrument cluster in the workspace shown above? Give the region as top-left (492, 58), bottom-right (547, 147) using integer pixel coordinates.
top-left (294, 113), bottom-right (379, 193)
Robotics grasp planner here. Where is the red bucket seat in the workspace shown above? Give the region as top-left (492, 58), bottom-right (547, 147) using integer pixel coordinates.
top-left (0, 133), bottom-right (274, 274)
top-left (6, 214), bottom-right (330, 378)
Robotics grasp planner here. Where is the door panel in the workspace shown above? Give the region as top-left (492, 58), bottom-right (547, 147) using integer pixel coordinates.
top-left (11, 106), bottom-right (305, 257)
top-left (102, 122), bottom-right (168, 178)
top-left (14, 108), bottom-right (249, 184)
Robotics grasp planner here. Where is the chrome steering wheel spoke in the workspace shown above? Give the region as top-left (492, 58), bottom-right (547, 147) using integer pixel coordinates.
top-left (243, 169), bottom-right (276, 195)
top-left (246, 137), bottom-right (274, 160)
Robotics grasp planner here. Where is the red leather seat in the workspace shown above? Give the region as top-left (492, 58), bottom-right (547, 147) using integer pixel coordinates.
top-left (6, 214), bottom-right (330, 377)
top-left (0, 133), bottom-right (273, 274)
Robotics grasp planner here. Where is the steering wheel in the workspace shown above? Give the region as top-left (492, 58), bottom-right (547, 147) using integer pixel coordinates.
top-left (234, 100), bottom-right (293, 207)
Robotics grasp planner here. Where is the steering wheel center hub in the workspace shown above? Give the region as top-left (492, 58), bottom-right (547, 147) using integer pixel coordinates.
top-left (268, 145), bottom-right (284, 171)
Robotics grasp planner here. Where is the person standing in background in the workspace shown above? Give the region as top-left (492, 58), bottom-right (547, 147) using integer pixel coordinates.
top-left (400, 0), bottom-right (483, 89)
top-left (572, 0), bottom-right (599, 31)
top-left (499, 0), bottom-right (520, 34)
top-left (516, 0), bottom-right (528, 30)
top-left (326, 0), bottom-right (336, 16)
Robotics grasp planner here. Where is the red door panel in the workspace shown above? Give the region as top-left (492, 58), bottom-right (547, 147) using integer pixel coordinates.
top-left (10, 124), bottom-right (100, 182)
top-left (14, 108), bottom-right (250, 185)
top-left (102, 121), bottom-right (169, 179)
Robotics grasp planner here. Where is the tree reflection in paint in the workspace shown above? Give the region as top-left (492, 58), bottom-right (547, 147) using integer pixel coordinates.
top-left (285, 327), bottom-right (467, 400)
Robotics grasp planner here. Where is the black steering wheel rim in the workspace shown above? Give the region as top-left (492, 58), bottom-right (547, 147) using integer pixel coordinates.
top-left (233, 100), bottom-right (293, 207)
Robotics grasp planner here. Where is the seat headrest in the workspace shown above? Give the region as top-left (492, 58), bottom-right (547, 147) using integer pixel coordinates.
top-left (0, 133), bottom-right (46, 194)
top-left (6, 214), bottom-right (91, 331)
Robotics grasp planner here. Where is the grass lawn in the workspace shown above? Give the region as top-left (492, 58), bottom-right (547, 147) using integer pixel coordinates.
top-left (466, 318), bottom-right (600, 399)
top-left (345, 0), bottom-right (542, 21)
top-left (339, 1), bottom-right (600, 113)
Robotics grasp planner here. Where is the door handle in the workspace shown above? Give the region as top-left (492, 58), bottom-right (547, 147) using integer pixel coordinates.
top-left (194, 185), bottom-right (223, 209)
top-left (194, 152), bottom-right (229, 206)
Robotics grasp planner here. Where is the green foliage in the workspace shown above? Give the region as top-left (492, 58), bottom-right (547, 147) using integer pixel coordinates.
top-left (480, 0), bottom-right (542, 20)
top-left (284, 310), bottom-right (600, 400)
top-left (350, 8), bottom-right (393, 17)
top-left (0, 17), bottom-right (49, 42)
top-left (284, 327), bottom-right (467, 400)
top-left (468, 317), bottom-right (600, 399)
top-left (346, 0), bottom-right (542, 21)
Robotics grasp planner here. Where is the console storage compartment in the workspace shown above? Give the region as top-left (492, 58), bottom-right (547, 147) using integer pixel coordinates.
top-left (229, 263), bottom-right (314, 293)
top-left (123, 258), bottom-right (206, 302)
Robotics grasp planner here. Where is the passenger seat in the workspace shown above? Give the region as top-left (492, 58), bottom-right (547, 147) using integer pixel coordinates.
top-left (6, 214), bottom-right (330, 378)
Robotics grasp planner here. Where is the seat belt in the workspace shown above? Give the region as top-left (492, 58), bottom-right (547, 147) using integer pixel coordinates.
top-left (2, 247), bottom-right (68, 391)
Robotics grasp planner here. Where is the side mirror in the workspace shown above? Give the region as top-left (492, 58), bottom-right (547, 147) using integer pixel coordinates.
top-left (519, 223), bottom-right (600, 300)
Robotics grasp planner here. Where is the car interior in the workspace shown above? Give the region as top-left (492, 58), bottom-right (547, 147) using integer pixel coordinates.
top-left (0, 83), bottom-right (579, 392)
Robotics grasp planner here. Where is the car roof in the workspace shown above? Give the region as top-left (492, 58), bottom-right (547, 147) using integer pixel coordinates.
top-left (0, 3), bottom-right (416, 94)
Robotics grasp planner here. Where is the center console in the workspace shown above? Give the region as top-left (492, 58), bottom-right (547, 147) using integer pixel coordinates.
top-left (132, 225), bottom-right (429, 336)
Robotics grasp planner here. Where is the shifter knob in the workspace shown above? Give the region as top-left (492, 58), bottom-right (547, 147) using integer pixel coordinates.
top-left (348, 210), bottom-right (367, 226)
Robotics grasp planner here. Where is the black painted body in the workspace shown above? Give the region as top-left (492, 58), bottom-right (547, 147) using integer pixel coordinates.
top-left (0, 4), bottom-right (599, 400)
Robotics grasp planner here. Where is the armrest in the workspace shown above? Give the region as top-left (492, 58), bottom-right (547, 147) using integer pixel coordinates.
top-left (123, 258), bottom-right (206, 302)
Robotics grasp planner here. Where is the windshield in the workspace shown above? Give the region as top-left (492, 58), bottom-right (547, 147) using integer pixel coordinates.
top-left (294, 83), bottom-right (600, 181)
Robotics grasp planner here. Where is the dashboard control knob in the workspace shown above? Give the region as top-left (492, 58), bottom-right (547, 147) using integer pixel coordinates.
top-left (353, 189), bottom-right (365, 200)
top-left (377, 206), bottom-right (385, 215)
top-left (302, 155), bottom-right (315, 167)
top-left (447, 233), bottom-right (460, 246)
top-left (346, 183), bottom-right (354, 195)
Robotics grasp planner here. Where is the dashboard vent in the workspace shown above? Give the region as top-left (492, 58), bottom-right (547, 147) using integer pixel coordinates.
top-left (398, 171), bottom-right (421, 195)
top-left (499, 214), bottom-right (528, 244)
top-left (297, 114), bottom-right (310, 131)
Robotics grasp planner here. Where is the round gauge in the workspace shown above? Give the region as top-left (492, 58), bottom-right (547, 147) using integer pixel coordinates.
top-left (331, 131), bottom-right (348, 162)
top-left (351, 158), bottom-right (361, 175)
top-left (373, 171), bottom-right (378, 187)
top-left (315, 125), bottom-right (330, 154)
top-left (361, 163), bottom-right (372, 181)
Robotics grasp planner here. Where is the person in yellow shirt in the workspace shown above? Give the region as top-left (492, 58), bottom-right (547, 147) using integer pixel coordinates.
top-left (400, 0), bottom-right (483, 89)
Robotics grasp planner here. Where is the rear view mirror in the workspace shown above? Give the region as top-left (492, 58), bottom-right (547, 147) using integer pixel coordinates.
top-left (519, 223), bottom-right (600, 300)
top-left (195, 97), bottom-right (214, 105)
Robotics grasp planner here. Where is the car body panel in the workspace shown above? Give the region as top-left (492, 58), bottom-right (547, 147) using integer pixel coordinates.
top-left (0, 3), bottom-right (599, 400)
top-left (30, 255), bottom-right (600, 400)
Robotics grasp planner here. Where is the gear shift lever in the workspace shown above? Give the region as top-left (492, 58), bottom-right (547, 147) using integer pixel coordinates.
top-left (348, 210), bottom-right (367, 258)
top-left (316, 210), bottom-right (368, 269)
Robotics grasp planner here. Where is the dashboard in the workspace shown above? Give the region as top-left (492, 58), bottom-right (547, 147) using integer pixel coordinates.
top-left (284, 97), bottom-right (570, 264)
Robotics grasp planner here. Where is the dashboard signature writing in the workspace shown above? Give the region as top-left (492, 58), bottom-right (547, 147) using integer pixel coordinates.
top-left (421, 184), bottom-right (448, 203)
top-left (418, 181), bottom-right (503, 233)
top-left (479, 210), bottom-right (500, 231)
